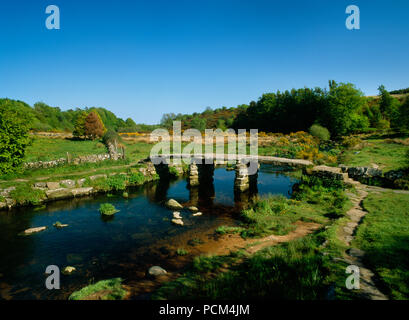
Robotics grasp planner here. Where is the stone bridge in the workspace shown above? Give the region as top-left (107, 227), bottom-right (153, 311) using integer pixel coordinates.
top-left (150, 154), bottom-right (313, 193)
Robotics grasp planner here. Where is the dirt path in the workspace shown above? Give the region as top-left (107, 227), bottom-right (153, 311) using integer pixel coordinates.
top-left (340, 177), bottom-right (388, 300)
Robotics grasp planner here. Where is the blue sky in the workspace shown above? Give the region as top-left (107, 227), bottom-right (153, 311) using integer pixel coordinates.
top-left (0, 0), bottom-right (408, 124)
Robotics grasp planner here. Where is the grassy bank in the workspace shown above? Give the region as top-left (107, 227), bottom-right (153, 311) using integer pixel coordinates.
top-left (153, 176), bottom-right (355, 300)
top-left (339, 137), bottom-right (408, 172)
top-left (353, 192), bottom-right (409, 299)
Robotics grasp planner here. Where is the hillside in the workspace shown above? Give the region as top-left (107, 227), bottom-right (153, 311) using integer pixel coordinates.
top-left (0, 98), bottom-right (140, 133)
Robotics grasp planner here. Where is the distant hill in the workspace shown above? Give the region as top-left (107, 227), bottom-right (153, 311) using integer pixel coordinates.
top-left (0, 98), bottom-right (141, 133)
top-left (160, 105), bottom-right (248, 131)
top-left (389, 87), bottom-right (409, 95)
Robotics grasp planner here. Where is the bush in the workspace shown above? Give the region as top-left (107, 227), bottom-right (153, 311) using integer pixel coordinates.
top-left (341, 136), bottom-right (362, 149)
top-left (102, 129), bottom-right (121, 145)
top-left (309, 124), bottom-right (330, 141)
top-left (128, 172), bottom-right (146, 185)
top-left (99, 203), bottom-right (119, 216)
top-left (106, 174), bottom-right (127, 191)
top-left (0, 102), bottom-right (32, 174)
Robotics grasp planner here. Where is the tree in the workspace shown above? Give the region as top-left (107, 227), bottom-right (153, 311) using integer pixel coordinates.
top-left (323, 81), bottom-right (368, 136)
top-left (0, 101), bottom-right (32, 174)
top-left (84, 111), bottom-right (106, 140)
top-left (72, 111), bottom-right (88, 138)
top-left (191, 117), bottom-right (207, 131)
top-left (378, 85), bottom-right (400, 127)
top-left (399, 97), bottom-right (409, 132)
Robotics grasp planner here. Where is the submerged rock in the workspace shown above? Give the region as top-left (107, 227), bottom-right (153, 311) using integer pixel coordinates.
top-left (148, 266), bottom-right (167, 276)
top-left (171, 218), bottom-right (184, 226)
top-left (192, 212), bottom-right (202, 217)
top-left (165, 199), bottom-right (183, 210)
top-left (22, 226), bottom-right (47, 235)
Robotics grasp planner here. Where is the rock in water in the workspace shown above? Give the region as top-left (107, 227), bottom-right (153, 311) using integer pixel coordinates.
top-left (148, 266), bottom-right (167, 276)
top-left (53, 221), bottom-right (69, 228)
top-left (173, 212), bottom-right (182, 219)
top-left (187, 206), bottom-right (199, 212)
top-left (62, 266), bottom-right (76, 275)
top-left (22, 226), bottom-right (47, 235)
top-left (171, 218), bottom-right (184, 226)
top-left (192, 212), bottom-right (202, 217)
top-left (165, 199), bottom-right (183, 210)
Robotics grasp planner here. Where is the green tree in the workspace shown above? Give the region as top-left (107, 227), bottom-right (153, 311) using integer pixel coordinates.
top-left (378, 85), bottom-right (400, 127)
top-left (0, 101), bottom-right (32, 174)
top-left (399, 97), bottom-right (409, 132)
top-left (72, 111), bottom-right (88, 138)
top-left (191, 117), bottom-right (207, 131)
top-left (324, 81), bottom-right (368, 136)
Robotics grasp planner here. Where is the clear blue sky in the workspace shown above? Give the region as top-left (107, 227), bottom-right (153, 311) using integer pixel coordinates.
top-left (1, 0), bottom-right (408, 124)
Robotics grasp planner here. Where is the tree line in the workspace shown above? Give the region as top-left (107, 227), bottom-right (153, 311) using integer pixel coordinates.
top-left (0, 99), bottom-right (145, 133)
top-left (162, 81), bottom-right (409, 138)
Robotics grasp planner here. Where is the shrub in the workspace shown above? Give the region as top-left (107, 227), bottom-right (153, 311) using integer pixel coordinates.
top-left (375, 119), bottom-right (390, 130)
top-left (168, 166), bottom-right (179, 177)
top-left (128, 172), bottom-right (145, 185)
top-left (341, 136), bottom-right (362, 149)
top-left (102, 129), bottom-right (121, 145)
top-left (0, 102), bottom-right (32, 174)
top-left (309, 124), bottom-right (330, 141)
top-left (99, 203), bottom-right (119, 216)
top-left (106, 174), bottom-right (127, 191)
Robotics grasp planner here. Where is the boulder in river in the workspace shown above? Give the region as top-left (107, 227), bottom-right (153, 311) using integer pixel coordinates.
top-left (148, 266), bottom-right (167, 276)
top-left (173, 212), bottom-right (182, 219)
top-left (62, 266), bottom-right (76, 275)
top-left (165, 199), bottom-right (183, 210)
top-left (187, 206), bottom-right (199, 212)
top-left (171, 218), bottom-right (184, 226)
top-left (192, 212), bottom-right (202, 217)
top-left (22, 226), bottom-right (47, 235)
top-left (53, 221), bottom-right (69, 228)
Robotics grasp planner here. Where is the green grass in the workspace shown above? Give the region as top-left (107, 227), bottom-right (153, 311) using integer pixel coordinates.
top-left (153, 237), bottom-right (331, 300)
top-left (340, 139), bottom-right (408, 172)
top-left (353, 192), bottom-right (409, 299)
top-left (68, 278), bottom-right (127, 300)
top-left (24, 137), bottom-right (106, 162)
top-left (239, 176), bottom-right (348, 238)
top-left (176, 248), bottom-right (189, 256)
top-left (99, 203), bottom-right (119, 216)
top-left (9, 184), bottom-right (46, 206)
top-left (215, 226), bottom-right (244, 235)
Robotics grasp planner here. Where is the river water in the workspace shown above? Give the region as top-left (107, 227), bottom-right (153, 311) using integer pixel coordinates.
top-left (0, 164), bottom-right (298, 299)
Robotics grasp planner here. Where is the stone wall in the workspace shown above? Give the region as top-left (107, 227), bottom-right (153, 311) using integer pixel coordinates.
top-left (1, 161), bottom-right (159, 211)
top-left (24, 142), bottom-right (123, 169)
